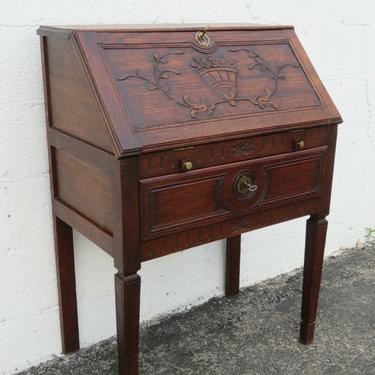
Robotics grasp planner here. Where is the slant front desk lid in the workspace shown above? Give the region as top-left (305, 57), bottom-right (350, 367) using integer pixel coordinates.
top-left (38, 24), bottom-right (342, 157)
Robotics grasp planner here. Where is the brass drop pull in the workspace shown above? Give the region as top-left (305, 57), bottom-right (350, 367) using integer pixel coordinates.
top-left (294, 140), bottom-right (305, 150)
top-left (181, 160), bottom-right (193, 171)
top-left (235, 174), bottom-right (258, 196)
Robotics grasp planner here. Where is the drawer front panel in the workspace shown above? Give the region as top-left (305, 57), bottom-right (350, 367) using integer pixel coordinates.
top-left (261, 158), bottom-right (321, 205)
top-left (140, 126), bottom-right (329, 178)
top-left (141, 147), bottom-right (327, 240)
top-left (147, 176), bottom-right (227, 231)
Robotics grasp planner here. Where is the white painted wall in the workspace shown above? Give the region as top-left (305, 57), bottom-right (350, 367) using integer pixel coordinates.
top-left (1, 1), bottom-right (374, 374)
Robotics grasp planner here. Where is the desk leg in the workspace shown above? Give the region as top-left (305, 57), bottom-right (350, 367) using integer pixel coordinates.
top-left (53, 216), bottom-right (80, 353)
top-left (300, 215), bottom-right (328, 344)
top-left (225, 235), bottom-right (241, 297)
top-left (115, 272), bottom-right (141, 375)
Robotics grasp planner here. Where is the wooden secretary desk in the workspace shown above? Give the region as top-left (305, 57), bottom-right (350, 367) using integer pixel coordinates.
top-left (37, 24), bottom-right (342, 374)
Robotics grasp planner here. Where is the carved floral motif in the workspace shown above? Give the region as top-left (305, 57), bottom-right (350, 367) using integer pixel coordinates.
top-left (191, 56), bottom-right (238, 105)
top-left (116, 47), bottom-right (299, 119)
top-left (233, 142), bottom-right (255, 156)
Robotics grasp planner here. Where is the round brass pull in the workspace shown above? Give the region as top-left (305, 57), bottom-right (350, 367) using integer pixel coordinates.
top-left (181, 160), bottom-right (193, 171)
top-left (295, 140), bottom-right (305, 150)
top-left (236, 174), bottom-right (258, 196)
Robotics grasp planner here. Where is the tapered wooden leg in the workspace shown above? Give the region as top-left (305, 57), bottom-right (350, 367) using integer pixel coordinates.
top-left (225, 235), bottom-right (241, 297)
top-left (53, 216), bottom-right (80, 353)
top-left (115, 272), bottom-right (141, 375)
top-left (300, 215), bottom-right (328, 344)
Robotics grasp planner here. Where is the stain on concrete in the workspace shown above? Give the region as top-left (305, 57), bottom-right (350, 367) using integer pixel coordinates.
top-left (18, 243), bottom-right (375, 374)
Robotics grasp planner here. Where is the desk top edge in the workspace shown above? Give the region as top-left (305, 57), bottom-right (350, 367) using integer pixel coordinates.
top-left (37, 23), bottom-right (294, 35)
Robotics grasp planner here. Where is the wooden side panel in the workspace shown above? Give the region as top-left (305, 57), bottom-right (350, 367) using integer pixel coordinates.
top-left (54, 148), bottom-right (113, 234)
top-left (45, 36), bottom-right (114, 152)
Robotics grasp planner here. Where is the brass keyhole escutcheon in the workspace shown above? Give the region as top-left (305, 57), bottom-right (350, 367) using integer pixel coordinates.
top-left (235, 173), bottom-right (258, 197)
top-left (195, 29), bottom-right (211, 48)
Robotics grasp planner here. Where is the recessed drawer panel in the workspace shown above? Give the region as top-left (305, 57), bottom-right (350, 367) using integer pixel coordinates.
top-left (147, 176), bottom-right (226, 231)
top-left (261, 158), bottom-right (322, 205)
top-left (140, 146), bottom-right (327, 240)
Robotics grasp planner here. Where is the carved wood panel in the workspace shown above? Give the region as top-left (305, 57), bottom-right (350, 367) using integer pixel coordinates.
top-left (102, 42), bottom-right (321, 130)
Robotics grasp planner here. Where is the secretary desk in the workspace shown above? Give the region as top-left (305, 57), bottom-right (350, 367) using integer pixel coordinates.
top-left (37, 24), bottom-right (342, 374)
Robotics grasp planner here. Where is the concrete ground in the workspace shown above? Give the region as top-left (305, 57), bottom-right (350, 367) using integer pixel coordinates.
top-left (18, 242), bottom-right (375, 375)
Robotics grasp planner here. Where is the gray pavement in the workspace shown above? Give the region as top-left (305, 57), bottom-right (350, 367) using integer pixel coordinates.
top-left (18, 242), bottom-right (375, 374)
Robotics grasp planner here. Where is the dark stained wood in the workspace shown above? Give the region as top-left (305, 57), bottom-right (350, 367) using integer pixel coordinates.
top-left (47, 127), bottom-right (115, 255)
top-left (141, 197), bottom-right (322, 261)
top-left (53, 199), bottom-right (114, 256)
top-left (111, 157), bottom-right (141, 374)
top-left (225, 235), bottom-right (241, 297)
top-left (111, 157), bottom-right (141, 274)
top-left (140, 126), bottom-right (329, 178)
top-left (300, 214), bottom-right (328, 344)
top-left (38, 24), bottom-right (343, 375)
top-left (141, 174), bottom-right (228, 237)
top-left (54, 148), bottom-right (113, 233)
top-left (141, 146), bottom-right (327, 240)
top-left (42, 26), bottom-right (341, 156)
top-left (103, 43), bottom-right (320, 130)
top-left (262, 154), bottom-right (322, 204)
top-left (41, 36), bottom-right (81, 355)
top-left (53, 216), bottom-right (80, 353)
top-left (43, 35), bottom-right (114, 153)
top-left (48, 127), bottom-right (113, 176)
top-left (321, 125), bottom-right (338, 215)
top-left (38, 24), bottom-right (295, 34)
top-left (115, 273), bottom-right (141, 375)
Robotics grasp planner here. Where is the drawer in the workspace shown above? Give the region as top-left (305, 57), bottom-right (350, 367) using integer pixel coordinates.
top-left (140, 146), bottom-right (327, 240)
top-left (140, 126), bottom-right (329, 178)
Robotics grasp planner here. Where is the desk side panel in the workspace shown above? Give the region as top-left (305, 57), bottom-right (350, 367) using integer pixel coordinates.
top-left (42, 34), bottom-right (114, 153)
top-left (54, 148), bottom-right (114, 235)
top-left (48, 136), bottom-right (115, 255)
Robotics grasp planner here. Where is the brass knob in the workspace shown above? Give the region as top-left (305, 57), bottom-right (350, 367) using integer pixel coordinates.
top-left (295, 140), bottom-right (305, 150)
top-left (181, 160), bottom-right (193, 171)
